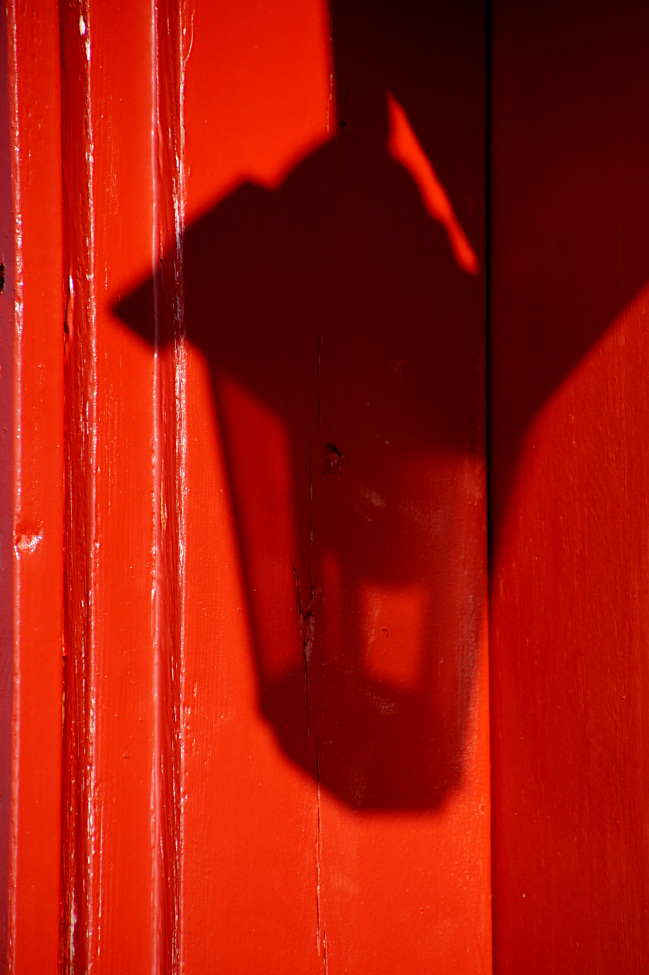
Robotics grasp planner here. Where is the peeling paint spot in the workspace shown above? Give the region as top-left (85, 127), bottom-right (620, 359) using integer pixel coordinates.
top-left (69, 899), bottom-right (76, 965)
top-left (14, 527), bottom-right (43, 555)
top-left (292, 563), bottom-right (315, 667)
top-left (79, 14), bottom-right (86, 36)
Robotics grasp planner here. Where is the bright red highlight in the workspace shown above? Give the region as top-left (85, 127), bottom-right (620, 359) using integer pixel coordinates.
top-left (387, 92), bottom-right (479, 274)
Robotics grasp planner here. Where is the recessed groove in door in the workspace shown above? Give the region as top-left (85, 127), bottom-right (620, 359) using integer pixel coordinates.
top-left (61, 2), bottom-right (159, 970)
top-left (151, 0), bottom-right (191, 968)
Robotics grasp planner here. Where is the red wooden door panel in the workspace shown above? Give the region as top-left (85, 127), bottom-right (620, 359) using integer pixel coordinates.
top-left (60, 0), bottom-right (159, 969)
top-left (7, 0), bottom-right (649, 975)
top-left (490, 1), bottom-right (649, 971)
top-left (0, 0), bottom-right (487, 970)
top-left (1, 1), bottom-right (63, 970)
top-left (12, 0), bottom-right (649, 972)
top-left (54, 0), bottom-right (491, 971)
top-left (116, 1), bottom-right (490, 971)
top-left (184, 2), bottom-right (490, 971)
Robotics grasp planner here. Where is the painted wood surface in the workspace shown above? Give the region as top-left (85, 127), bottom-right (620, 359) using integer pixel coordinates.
top-left (490, 1), bottom-right (649, 970)
top-left (10, 0), bottom-right (649, 972)
top-left (60, 0), bottom-right (163, 969)
top-left (57, 0), bottom-right (491, 971)
top-left (0, 0), bottom-right (489, 970)
top-left (2, 1), bottom-right (64, 970)
top-left (119, 0), bottom-right (490, 971)
top-left (159, 2), bottom-right (490, 972)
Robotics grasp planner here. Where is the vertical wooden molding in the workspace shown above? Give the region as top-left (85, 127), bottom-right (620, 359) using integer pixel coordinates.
top-left (0, 0), bottom-right (66, 969)
top-left (5, 1), bottom-right (64, 971)
top-left (61, 1), bottom-right (159, 971)
top-left (60, 3), bottom-right (98, 969)
top-left (152, 0), bottom-right (191, 968)
top-left (1, 0), bottom-right (16, 961)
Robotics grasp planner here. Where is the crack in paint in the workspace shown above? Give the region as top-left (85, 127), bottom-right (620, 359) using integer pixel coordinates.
top-left (292, 369), bottom-right (328, 966)
top-left (315, 737), bottom-right (328, 972)
top-left (317, 332), bottom-right (322, 446)
top-left (291, 562), bottom-right (315, 687)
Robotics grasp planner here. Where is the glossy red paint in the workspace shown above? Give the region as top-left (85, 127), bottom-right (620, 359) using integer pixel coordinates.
top-left (2, 1), bottom-right (64, 970)
top-left (16, 0), bottom-right (649, 971)
top-left (150, 2), bottom-right (490, 971)
top-left (106, 0), bottom-right (488, 968)
top-left (0, 4), bottom-right (14, 954)
top-left (6, 0), bottom-right (490, 969)
top-left (60, 1), bottom-right (157, 969)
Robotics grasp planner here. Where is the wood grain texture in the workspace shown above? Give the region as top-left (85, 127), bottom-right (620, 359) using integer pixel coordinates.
top-left (8, 1), bottom-right (490, 971)
top-left (3, 1), bottom-right (63, 969)
top-left (115, 0), bottom-right (491, 971)
top-left (61, 1), bottom-right (157, 970)
top-left (151, 0), bottom-right (188, 967)
top-left (490, 1), bottom-right (649, 970)
top-left (5, 0), bottom-right (649, 969)
top-left (0, 3), bottom-right (15, 958)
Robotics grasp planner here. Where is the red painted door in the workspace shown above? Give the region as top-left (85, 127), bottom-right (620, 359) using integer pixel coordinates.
top-left (490, 1), bottom-right (649, 970)
top-left (2, 1), bottom-right (648, 973)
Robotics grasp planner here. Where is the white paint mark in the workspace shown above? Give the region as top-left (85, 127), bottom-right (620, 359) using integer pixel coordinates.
top-left (14, 529), bottom-right (43, 555)
top-left (70, 900), bottom-right (77, 964)
top-left (79, 14), bottom-right (86, 35)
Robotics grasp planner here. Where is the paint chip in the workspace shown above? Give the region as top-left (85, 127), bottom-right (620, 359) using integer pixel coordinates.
top-left (14, 527), bottom-right (43, 555)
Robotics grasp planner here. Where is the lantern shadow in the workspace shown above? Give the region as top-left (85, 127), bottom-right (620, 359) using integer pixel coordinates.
top-left (115, 0), bottom-right (649, 810)
top-left (118, 112), bottom-right (486, 809)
